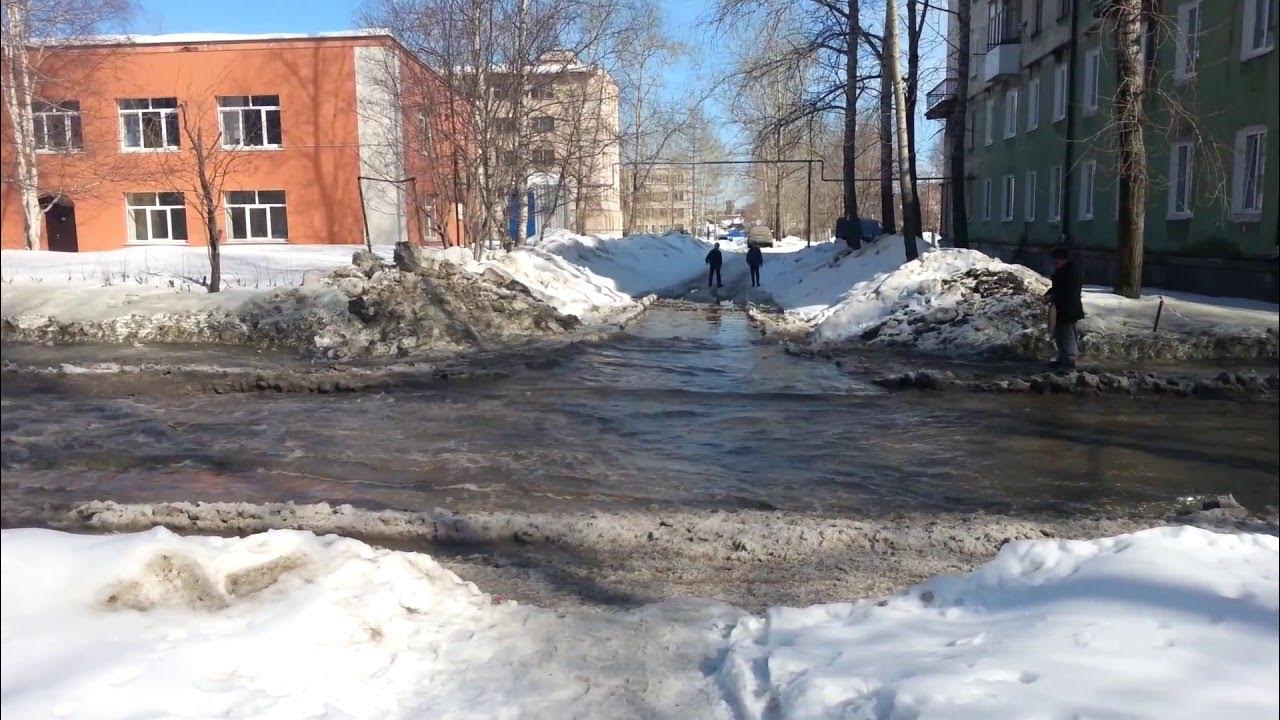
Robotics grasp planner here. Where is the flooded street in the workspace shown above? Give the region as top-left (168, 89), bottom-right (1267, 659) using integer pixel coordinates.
top-left (3, 302), bottom-right (1277, 518)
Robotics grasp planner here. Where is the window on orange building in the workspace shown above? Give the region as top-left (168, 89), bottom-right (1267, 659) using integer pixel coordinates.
top-left (126, 192), bottom-right (188, 243)
top-left (218, 95), bottom-right (282, 148)
top-left (226, 190), bottom-right (289, 241)
top-left (119, 98), bottom-right (179, 150)
top-left (33, 100), bottom-right (83, 152)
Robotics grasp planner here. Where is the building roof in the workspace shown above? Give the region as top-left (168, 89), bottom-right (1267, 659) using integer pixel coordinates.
top-left (38, 28), bottom-right (392, 48)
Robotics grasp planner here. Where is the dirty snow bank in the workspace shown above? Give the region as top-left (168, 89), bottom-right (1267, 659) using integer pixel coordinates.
top-left (463, 246), bottom-right (639, 321)
top-left (763, 237), bottom-right (1278, 361)
top-left (2, 245), bottom-right (578, 359)
top-left (535, 229), bottom-right (719, 296)
top-left (2, 525), bottom-right (1275, 719)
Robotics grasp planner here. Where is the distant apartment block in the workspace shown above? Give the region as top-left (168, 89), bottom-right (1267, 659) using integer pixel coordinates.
top-left (933, 0), bottom-right (1278, 300)
top-left (623, 166), bottom-right (695, 234)
top-left (1, 30), bottom-right (465, 252)
top-left (489, 52), bottom-right (623, 237)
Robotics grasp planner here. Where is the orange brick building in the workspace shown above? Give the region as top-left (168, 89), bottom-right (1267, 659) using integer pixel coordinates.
top-left (1, 30), bottom-right (464, 252)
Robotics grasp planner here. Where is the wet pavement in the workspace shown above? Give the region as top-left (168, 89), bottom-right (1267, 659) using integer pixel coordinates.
top-left (2, 302), bottom-right (1278, 517)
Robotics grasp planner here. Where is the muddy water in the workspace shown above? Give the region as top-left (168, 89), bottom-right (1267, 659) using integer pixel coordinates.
top-left (2, 303), bottom-right (1277, 516)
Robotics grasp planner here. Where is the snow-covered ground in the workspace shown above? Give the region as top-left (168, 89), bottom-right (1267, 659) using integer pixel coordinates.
top-left (2, 525), bottom-right (1275, 719)
top-left (533, 229), bottom-right (719, 296)
top-left (755, 236), bottom-right (1279, 360)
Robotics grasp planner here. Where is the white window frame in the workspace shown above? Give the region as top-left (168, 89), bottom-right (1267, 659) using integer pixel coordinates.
top-left (983, 178), bottom-right (993, 221)
top-left (33, 100), bottom-right (84, 153)
top-left (1232, 126), bottom-right (1267, 219)
top-left (1175, 2), bottom-right (1201, 81)
top-left (1049, 165), bottom-right (1063, 221)
top-left (1026, 170), bottom-right (1038, 221)
top-left (1079, 160), bottom-right (1097, 220)
top-left (984, 96), bottom-right (995, 146)
top-left (1167, 140), bottom-right (1194, 219)
top-left (218, 95), bottom-right (282, 149)
top-left (1003, 87), bottom-right (1019, 139)
top-left (225, 190), bottom-right (290, 242)
top-left (1242, 0), bottom-right (1275, 61)
top-left (118, 98), bottom-right (180, 151)
top-left (1083, 47), bottom-right (1101, 114)
top-left (1027, 75), bottom-right (1041, 131)
top-left (125, 192), bottom-right (188, 244)
top-left (1001, 175), bottom-right (1016, 221)
top-left (1052, 62), bottom-right (1069, 122)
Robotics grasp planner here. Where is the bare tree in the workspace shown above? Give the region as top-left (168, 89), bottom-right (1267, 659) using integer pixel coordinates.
top-left (947, 0), bottom-right (970, 249)
top-left (884, 0), bottom-right (918, 259)
top-left (1, 0), bottom-right (130, 250)
top-left (1106, 0), bottom-right (1147, 297)
top-left (157, 89), bottom-right (252, 293)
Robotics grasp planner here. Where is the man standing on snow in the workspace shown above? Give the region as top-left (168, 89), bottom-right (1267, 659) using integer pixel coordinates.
top-left (746, 243), bottom-right (764, 287)
top-left (706, 243), bottom-right (724, 288)
top-left (1042, 246), bottom-right (1085, 370)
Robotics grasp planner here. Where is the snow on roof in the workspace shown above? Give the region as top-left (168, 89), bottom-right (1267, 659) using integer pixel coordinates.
top-left (40, 28), bottom-right (392, 47)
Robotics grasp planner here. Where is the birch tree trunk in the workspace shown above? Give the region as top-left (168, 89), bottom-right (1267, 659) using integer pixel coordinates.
top-left (841, 0), bottom-right (861, 240)
top-left (885, 0), bottom-right (920, 260)
top-left (878, 71), bottom-right (897, 234)
top-left (1112, 0), bottom-right (1146, 298)
top-left (2, 1), bottom-right (43, 250)
top-left (948, 0), bottom-right (971, 248)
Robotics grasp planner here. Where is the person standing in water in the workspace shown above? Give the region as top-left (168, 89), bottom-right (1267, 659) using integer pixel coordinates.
top-left (705, 243), bottom-right (724, 288)
top-left (746, 243), bottom-right (764, 287)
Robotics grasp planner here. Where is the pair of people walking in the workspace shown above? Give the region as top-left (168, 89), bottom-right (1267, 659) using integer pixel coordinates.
top-left (704, 243), bottom-right (765, 289)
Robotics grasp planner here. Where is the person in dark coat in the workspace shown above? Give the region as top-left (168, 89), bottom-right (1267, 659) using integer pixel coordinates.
top-left (1042, 246), bottom-right (1085, 369)
top-left (705, 243), bottom-right (724, 288)
top-left (746, 243), bottom-right (764, 287)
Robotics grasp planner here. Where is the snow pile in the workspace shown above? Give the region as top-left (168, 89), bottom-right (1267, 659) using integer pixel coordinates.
top-left (2, 525), bottom-right (1276, 718)
top-left (760, 238), bottom-right (1278, 361)
top-left (467, 246), bottom-right (638, 321)
top-left (720, 525), bottom-right (1278, 719)
top-left (535, 229), bottom-right (718, 296)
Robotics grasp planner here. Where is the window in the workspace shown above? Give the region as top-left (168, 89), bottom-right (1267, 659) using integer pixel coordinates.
top-left (1242, 0), bottom-right (1275, 60)
top-left (1001, 175), bottom-right (1016, 221)
top-left (1175, 2), bottom-right (1201, 80)
top-left (119, 98), bottom-right (180, 150)
top-left (1049, 165), bottom-right (1063, 221)
top-left (1083, 47), bottom-right (1101, 113)
top-left (1003, 87), bottom-right (1019, 139)
top-left (1168, 141), bottom-right (1194, 218)
top-left (966, 110), bottom-right (975, 150)
top-left (965, 178), bottom-right (974, 217)
top-left (1233, 126), bottom-right (1267, 217)
top-left (983, 178), bottom-right (993, 221)
top-left (1079, 160), bottom-right (1096, 219)
top-left (32, 100), bottom-right (84, 152)
top-left (532, 116), bottom-right (555, 133)
top-left (1027, 76), bottom-right (1041, 131)
top-left (532, 147), bottom-right (555, 165)
top-left (528, 84), bottom-right (555, 100)
top-left (984, 96), bottom-right (994, 146)
top-left (1026, 170), bottom-right (1038, 221)
top-left (1033, 0), bottom-right (1045, 35)
top-left (219, 95), bottom-right (282, 148)
top-left (226, 190), bottom-right (289, 241)
top-left (126, 192), bottom-right (187, 243)
top-left (1052, 61), bottom-right (1068, 121)
top-left (1057, 0), bottom-right (1071, 20)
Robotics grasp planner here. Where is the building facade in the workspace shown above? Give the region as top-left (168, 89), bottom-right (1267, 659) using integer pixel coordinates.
top-left (490, 53), bottom-right (623, 238)
top-left (622, 166), bottom-right (695, 234)
top-left (933, 0), bottom-right (1278, 299)
top-left (1, 31), bottom-right (464, 252)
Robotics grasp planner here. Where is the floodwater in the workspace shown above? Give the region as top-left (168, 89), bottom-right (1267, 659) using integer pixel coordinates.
top-left (2, 303), bottom-right (1277, 517)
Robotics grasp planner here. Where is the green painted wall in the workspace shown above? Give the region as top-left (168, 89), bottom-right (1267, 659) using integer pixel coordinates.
top-left (964, 0), bottom-right (1278, 261)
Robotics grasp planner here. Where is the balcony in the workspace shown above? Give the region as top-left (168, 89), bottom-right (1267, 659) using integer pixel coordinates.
top-left (982, 9), bottom-right (1022, 81)
top-left (925, 77), bottom-right (958, 119)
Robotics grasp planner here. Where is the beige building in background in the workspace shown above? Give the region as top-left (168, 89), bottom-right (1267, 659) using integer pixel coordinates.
top-left (493, 52), bottom-right (623, 237)
top-left (623, 166), bottom-right (694, 234)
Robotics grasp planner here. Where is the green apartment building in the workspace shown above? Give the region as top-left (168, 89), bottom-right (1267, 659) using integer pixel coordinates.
top-left (932, 0), bottom-right (1278, 300)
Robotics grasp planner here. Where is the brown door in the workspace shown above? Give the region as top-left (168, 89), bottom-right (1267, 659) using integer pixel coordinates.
top-left (43, 199), bottom-right (78, 252)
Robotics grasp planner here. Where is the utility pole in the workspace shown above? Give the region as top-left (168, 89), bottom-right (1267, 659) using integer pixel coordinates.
top-left (773, 124), bottom-right (783, 236)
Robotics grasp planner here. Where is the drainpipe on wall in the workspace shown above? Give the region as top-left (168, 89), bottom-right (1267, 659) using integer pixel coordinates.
top-left (1060, 0), bottom-right (1082, 247)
